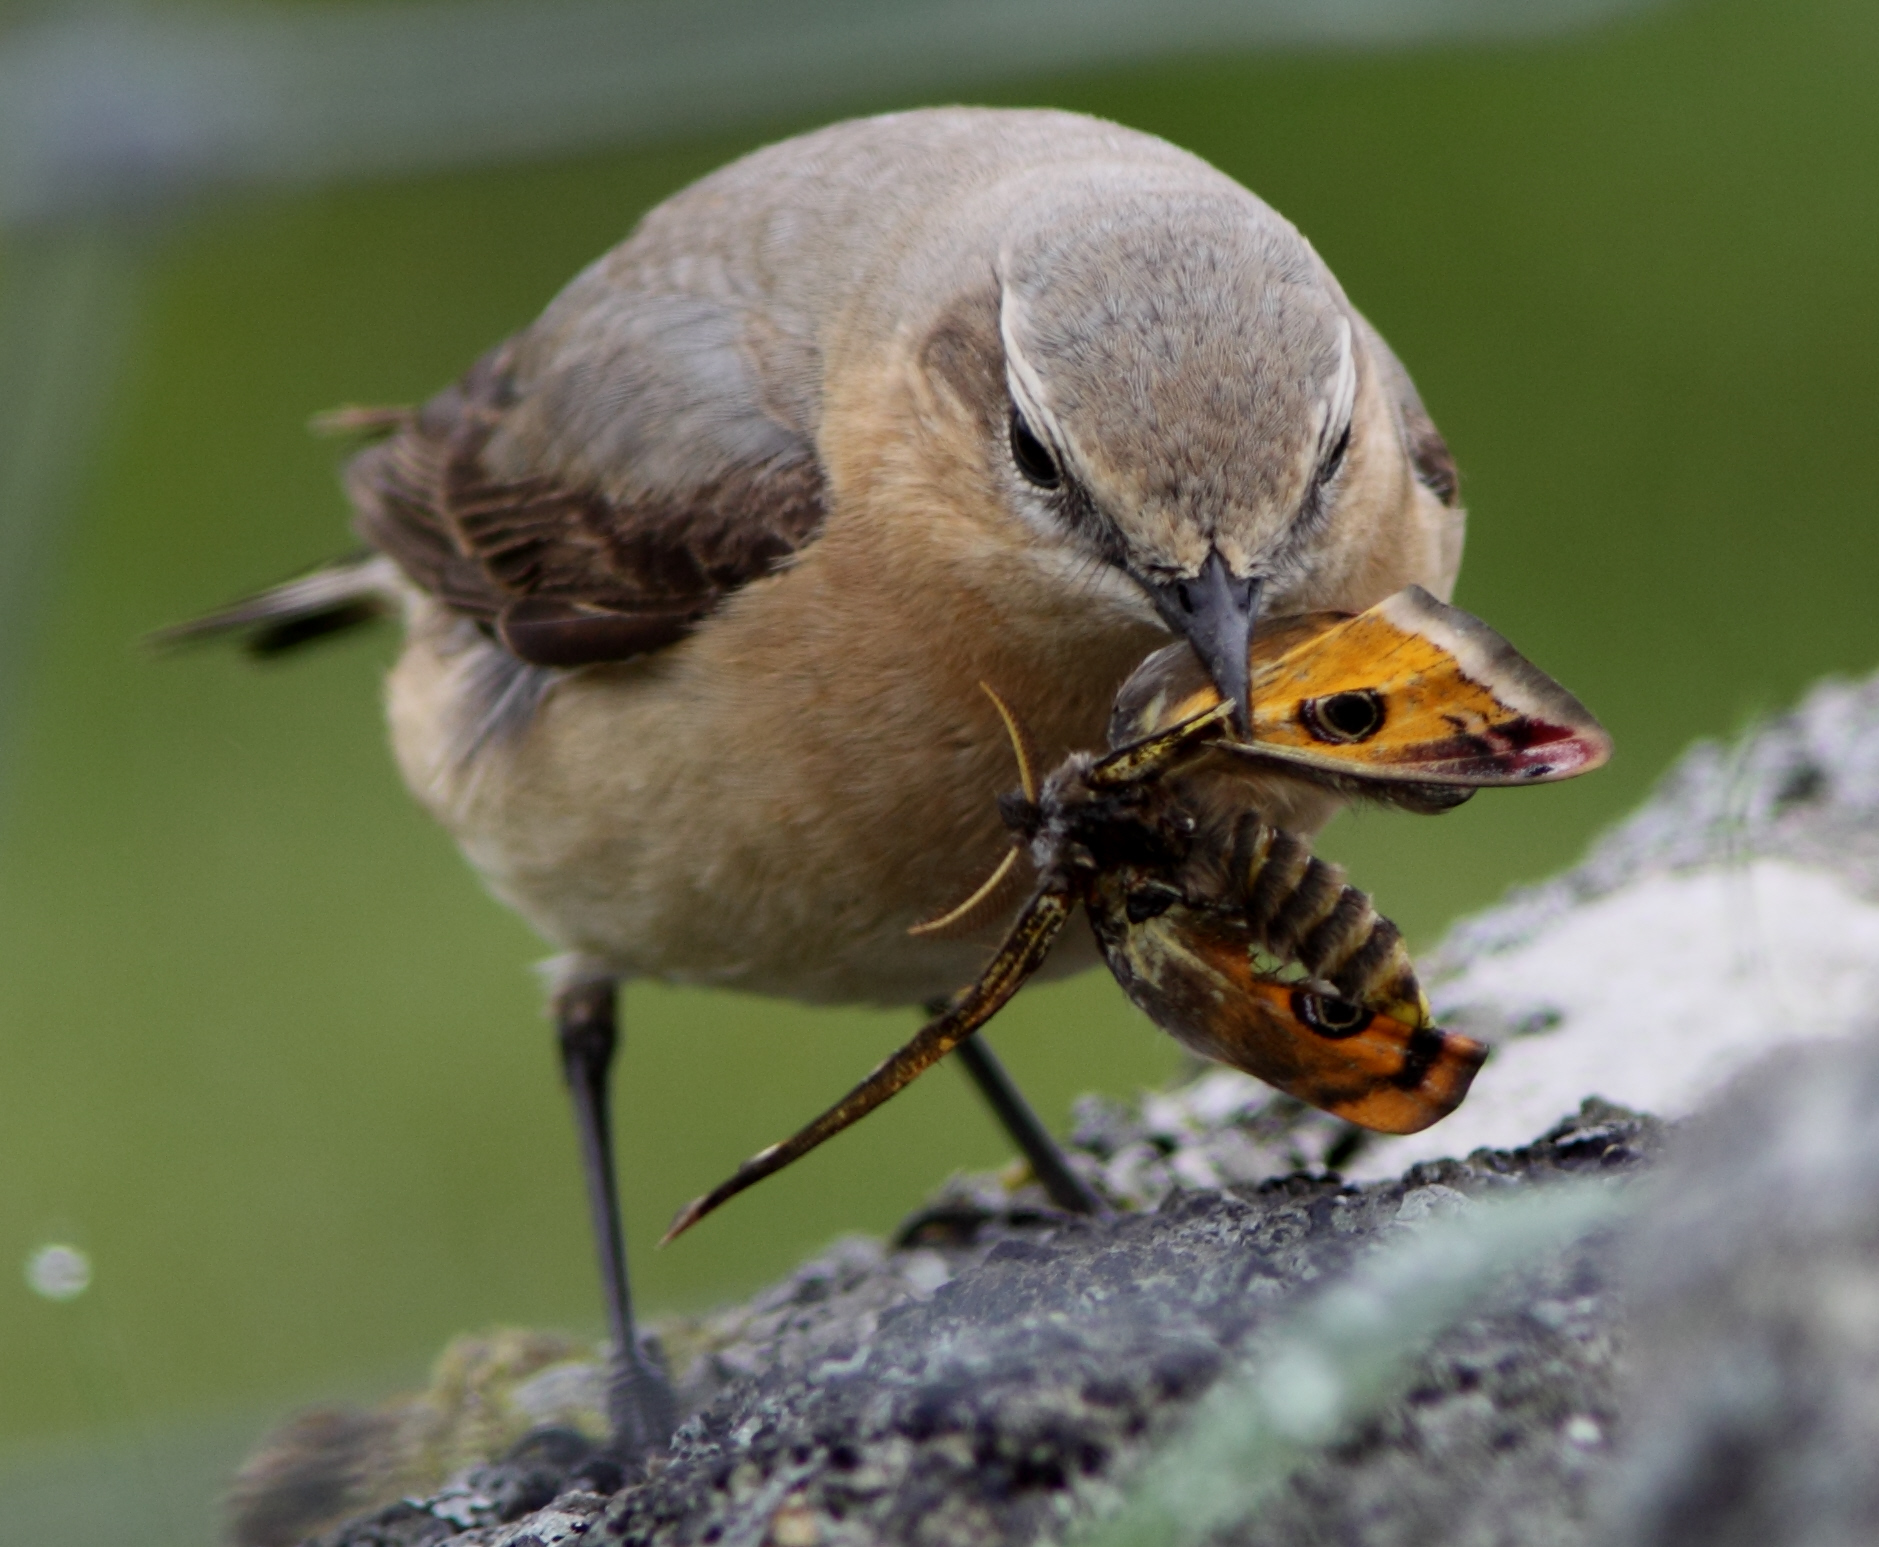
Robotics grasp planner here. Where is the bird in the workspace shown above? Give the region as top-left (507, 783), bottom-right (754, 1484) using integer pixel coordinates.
top-left (172, 106), bottom-right (1465, 1459)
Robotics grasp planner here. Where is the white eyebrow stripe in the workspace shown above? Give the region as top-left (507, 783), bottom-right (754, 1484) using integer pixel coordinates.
top-left (1323, 313), bottom-right (1357, 454)
top-left (997, 284), bottom-right (1069, 450)
top-left (992, 282), bottom-right (1097, 549)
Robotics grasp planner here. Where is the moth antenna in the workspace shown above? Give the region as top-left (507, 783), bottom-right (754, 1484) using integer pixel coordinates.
top-left (908, 846), bottom-right (1021, 938)
top-left (979, 681), bottom-right (1040, 803)
top-left (906, 683), bottom-right (1040, 939)
top-left (662, 889), bottom-right (1074, 1243)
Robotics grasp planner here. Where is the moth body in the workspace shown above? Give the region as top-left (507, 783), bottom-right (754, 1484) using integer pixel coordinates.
top-left (1006, 714), bottom-right (1426, 1029)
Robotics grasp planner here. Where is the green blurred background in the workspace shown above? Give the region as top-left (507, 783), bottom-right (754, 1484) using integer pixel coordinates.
top-left (3, 0), bottom-right (1877, 1534)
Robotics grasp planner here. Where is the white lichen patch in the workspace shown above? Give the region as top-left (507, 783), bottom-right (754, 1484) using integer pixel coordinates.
top-left (1349, 859), bottom-right (1879, 1178)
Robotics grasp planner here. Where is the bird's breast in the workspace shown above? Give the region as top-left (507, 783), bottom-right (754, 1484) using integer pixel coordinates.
top-left (383, 543), bottom-right (1166, 1006)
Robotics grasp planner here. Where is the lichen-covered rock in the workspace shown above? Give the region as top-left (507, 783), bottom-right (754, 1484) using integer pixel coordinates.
top-left (287, 1105), bottom-right (1655, 1547)
top-left (229, 1332), bottom-right (611, 1547)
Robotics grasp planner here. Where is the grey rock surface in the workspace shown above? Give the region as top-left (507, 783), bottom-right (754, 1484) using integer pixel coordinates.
top-left (1605, 1031), bottom-right (1879, 1547)
top-left (265, 665), bottom-right (1879, 1547)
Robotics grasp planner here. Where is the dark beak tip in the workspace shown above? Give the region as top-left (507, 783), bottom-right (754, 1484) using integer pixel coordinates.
top-left (1143, 551), bottom-right (1262, 733)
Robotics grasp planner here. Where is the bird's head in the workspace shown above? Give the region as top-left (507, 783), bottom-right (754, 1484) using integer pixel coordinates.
top-left (982, 185), bottom-right (1428, 732)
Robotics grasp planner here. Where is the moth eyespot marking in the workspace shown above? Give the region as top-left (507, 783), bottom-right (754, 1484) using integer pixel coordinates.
top-left (1290, 989), bottom-right (1374, 1040)
top-left (1300, 689), bottom-right (1387, 744)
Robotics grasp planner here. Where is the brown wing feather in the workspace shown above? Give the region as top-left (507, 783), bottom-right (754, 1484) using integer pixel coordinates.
top-left (349, 338), bottom-right (827, 668)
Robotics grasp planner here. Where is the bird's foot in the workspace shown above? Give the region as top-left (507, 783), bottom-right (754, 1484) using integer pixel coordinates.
top-left (606, 1334), bottom-right (678, 1467)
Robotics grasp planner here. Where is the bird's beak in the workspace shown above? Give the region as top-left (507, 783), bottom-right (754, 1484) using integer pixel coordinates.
top-left (1145, 550), bottom-right (1263, 734)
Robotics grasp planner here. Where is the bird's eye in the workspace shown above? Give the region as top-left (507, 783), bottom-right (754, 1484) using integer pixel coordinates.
top-left (1318, 419), bottom-right (1353, 485)
top-left (1009, 410), bottom-right (1063, 489)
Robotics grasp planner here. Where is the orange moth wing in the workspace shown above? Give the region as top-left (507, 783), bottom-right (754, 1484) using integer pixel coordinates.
top-left (1109, 585), bottom-right (1611, 791)
top-left (1089, 887), bottom-right (1486, 1135)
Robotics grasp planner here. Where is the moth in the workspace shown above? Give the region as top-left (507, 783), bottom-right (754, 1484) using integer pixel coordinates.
top-left (663, 589), bottom-right (1610, 1240)
top-left (1113, 583), bottom-right (1612, 809)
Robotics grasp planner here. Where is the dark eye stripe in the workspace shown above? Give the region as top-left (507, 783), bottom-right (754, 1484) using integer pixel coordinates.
top-left (1318, 419), bottom-right (1353, 484)
top-left (1009, 410), bottom-right (1063, 489)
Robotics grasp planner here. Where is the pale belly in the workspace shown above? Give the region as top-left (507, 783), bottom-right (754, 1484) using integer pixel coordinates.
top-left (383, 608), bottom-right (1131, 1005)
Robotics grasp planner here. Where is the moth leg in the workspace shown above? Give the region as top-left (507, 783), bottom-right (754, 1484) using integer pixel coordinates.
top-left (550, 964), bottom-right (676, 1459)
top-left (948, 1029), bottom-right (1106, 1215)
top-left (663, 890), bottom-right (1075, 1242)
top-left (1088, 699), bottom-right (1235, 788)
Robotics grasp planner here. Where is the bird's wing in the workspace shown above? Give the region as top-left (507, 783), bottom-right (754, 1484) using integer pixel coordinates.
top-left (351, 289), bottom-right (827, 667)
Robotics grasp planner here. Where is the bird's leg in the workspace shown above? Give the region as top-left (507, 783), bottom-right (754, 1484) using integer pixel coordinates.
top-left (551, 968), bottom-right (676, 1460)
top-left (943, 1023), bottom-right (1105, 1216)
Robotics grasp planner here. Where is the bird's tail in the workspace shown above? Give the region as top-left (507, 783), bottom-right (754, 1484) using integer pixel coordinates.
top-left (154, 553), bottom-right (401, 657)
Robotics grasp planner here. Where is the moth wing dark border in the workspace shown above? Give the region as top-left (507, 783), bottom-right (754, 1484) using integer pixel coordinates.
top-left (1212, 740), bottom-right (1499, 791)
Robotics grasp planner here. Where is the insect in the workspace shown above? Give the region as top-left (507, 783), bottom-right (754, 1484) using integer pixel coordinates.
top-left (663, 590), bottom-right (1609, 1240)
top-left (1112, 583), bottom-right (1612, 808)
